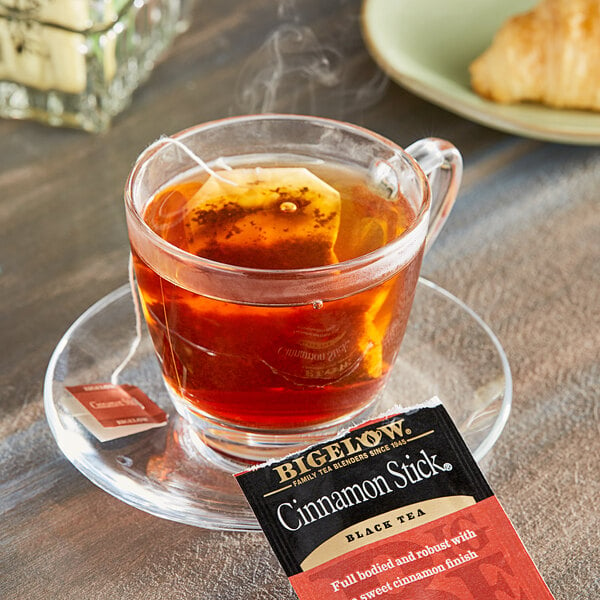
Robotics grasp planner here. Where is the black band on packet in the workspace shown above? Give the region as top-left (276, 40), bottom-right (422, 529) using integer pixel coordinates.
top-left (236, 399), bottom-right (555, 600)
top-left (236, 399), bottom-right (491, 576)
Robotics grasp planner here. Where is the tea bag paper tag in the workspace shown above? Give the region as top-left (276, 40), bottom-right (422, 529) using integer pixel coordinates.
top-left (64, 383), bottom-right (168, 442)
top-left (235, 398), bottom-right (555, 600)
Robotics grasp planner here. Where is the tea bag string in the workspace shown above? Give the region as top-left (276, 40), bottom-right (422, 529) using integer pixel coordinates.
top-left (110, 135), bottom-right (241, 383)
top-left (149, 135), bottom-right (239, 185)
top-left (110, 254), bottom-right (142, 385)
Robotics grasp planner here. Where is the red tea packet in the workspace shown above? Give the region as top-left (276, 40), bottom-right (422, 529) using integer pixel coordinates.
top-left (235, 398), bottom-right (555, 599)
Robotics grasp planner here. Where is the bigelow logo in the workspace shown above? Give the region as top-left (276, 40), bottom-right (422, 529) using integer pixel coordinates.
top-left (273, 418), bottom-right (407, 484)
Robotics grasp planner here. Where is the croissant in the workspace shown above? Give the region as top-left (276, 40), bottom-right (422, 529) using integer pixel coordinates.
top-left (469, 0), bottom-right (600, 111)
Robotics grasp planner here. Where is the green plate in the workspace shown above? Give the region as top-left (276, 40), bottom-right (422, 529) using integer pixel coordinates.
top-left (362, 0), bottom-right (600, 145)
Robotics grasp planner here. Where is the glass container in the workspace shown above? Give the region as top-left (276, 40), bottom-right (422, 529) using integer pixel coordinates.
top-left (0, 0), bottom-right (191, 131)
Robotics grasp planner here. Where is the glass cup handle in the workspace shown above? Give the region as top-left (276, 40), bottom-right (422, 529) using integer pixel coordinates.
top-left (405, 138), bottom-right (463, 253)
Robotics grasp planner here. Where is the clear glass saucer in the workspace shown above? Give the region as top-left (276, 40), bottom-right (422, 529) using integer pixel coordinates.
top-left (44, 278), bottom-right (512, 531)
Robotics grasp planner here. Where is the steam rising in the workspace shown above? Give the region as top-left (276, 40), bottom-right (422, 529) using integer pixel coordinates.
top-left (235, 1), bottom-right (388, 118)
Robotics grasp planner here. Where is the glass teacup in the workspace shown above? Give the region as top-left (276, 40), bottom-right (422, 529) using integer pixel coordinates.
top-left (125, 115), bottom-right (462, 462)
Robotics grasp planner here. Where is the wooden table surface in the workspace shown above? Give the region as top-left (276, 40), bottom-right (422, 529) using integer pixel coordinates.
top-left (1, 1), bottom-right (598, 598)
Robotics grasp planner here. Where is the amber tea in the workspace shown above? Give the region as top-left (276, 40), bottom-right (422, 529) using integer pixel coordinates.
top-left (132, 161), bottom-right (423, 431)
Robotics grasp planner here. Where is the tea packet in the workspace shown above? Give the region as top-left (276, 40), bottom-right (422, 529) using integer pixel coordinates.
top-left (236, 398), bottom-right (555, 599)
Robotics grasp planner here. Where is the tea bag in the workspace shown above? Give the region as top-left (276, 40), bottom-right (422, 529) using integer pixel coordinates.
top-left (181, 165), bottom-right (389, 380)
top-left (183, 167), bottom-right (341, 269)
